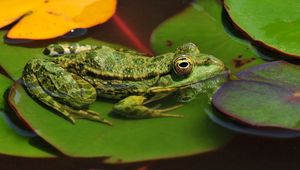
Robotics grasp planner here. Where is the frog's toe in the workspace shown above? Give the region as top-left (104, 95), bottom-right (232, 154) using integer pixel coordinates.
top-left (67, 115), bottom-right (76, 124)
top-left (86, 110), bottom-right (100, 116)
top-left (153, 112), bottom-right (184, 118)
top-left (70, 109), bottom-right (112, 126)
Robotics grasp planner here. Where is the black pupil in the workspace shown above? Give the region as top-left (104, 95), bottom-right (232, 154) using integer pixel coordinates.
top-left (179, 62), bottom-right (189, 68)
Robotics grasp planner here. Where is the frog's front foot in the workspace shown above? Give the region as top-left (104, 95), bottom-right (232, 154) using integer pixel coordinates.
top-left (113, 96), bottom-right (183, 119)
top-left (71, 109), bottom-right (113, 126)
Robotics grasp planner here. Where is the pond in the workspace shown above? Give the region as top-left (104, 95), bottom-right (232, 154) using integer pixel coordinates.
top-left (0, 0), bottom-right (300, 169)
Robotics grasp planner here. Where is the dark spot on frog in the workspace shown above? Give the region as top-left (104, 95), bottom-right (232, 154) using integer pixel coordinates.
top-left (166, 40), bottom-right (173, 47)
top-left (43, 48), bottom-right (50, 55)
top-left (44, 0), bottom-right (49, 3)
top-left (123, 68), bottom-right (133, 74)
top-left (233, 55), bottom-right (256, 68)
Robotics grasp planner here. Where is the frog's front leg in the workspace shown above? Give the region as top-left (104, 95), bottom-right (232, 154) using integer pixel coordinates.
top-left (113, 96), bottom-right (183, 118)
top-left (43, 43), bottom-right (98, 57)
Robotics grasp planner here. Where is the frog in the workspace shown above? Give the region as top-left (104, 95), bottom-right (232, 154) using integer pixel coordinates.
top-left (22, 42), bottom-right (225, 125)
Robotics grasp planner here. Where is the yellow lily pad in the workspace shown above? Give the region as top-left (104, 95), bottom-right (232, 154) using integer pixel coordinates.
top-left (0, 0), bottom-right (117, 40)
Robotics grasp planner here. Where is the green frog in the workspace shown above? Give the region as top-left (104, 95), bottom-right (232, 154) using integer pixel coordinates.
top-left (22, 43), bottom-right (225, 125)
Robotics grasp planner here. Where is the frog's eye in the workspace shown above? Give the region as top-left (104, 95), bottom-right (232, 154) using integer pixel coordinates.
top-left (173, 56), bottom-right (193, 76)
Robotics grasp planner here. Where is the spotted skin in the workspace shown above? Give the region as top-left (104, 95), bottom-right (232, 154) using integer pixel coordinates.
top-left (43, 43), bottom-right (97, 57)
top-left (22, 58), bottom-right (112, 125)
top-left (22, 43), bottom-right (225, 124)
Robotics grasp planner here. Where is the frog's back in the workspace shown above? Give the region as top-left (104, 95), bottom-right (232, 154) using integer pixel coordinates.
top-left (81, 46), bottom-right (175, 80)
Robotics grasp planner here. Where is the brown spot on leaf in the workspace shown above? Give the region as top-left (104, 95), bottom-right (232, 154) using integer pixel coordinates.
top-left (47, 11), bottom-right (61, 16)
top-left (233, 55), bottom-right (255, 68)
top-left (166, 40), bottom-right (173, 47)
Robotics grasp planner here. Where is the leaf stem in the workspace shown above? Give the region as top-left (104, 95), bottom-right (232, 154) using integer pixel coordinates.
top-left (112, 14), bottom-right (153, 55)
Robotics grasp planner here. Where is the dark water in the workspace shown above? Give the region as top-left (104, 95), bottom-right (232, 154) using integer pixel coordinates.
top-left (2, 0), bottom-right (300, 170)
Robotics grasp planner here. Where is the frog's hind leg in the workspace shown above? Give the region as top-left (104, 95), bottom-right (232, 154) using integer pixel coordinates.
top-left (22, 73), bottom-right (112, 126)
top-left (43, 43), bottom-right (98, 57)
top-left (113, 96), bottom-right (183, 119)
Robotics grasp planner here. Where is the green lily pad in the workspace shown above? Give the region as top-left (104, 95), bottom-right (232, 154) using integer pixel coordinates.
top-left (8, 80), bottom-right (233, 163)
top-left (0, 74), bottom-right (54, 157)
top-left (0, 110), bottom-right (55, 157)
top-left (213, 61), bottom-right (300, 130)
top-left (224, 0), bottom-right (300, 58)
top-left (0, 75), bottom-right (12, 109)
top-left (151, 0), bottom-right (264, 73)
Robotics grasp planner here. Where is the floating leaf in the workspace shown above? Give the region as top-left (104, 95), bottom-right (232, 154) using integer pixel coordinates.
top-left (224, 0), bottom-right (300, 58)
top-left (0, 74), bottom-right (54, 157)
top-left (8, 77), bottom-right (233, 162)
top-left (213, 61), bottom-right (300, 130)
top-left (0, 0), bottom-right (117, 39)
top-left (0, 75), bottom-right (12, 109)
top-left (237, 61), bottom-right (300, 87)
top-left (0, 110), bottom-right (55, 157)
top-left (151, 0), bottom-right (264, 73)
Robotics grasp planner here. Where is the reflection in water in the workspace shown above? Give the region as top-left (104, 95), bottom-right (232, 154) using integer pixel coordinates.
top-left (206, 109), bottom-right (300, 138)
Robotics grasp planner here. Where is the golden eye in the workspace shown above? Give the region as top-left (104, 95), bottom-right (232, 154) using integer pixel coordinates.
top-left (173, 56), bottom-right (193, 76)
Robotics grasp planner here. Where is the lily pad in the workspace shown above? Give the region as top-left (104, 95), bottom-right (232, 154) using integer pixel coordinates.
top-left (224, 0), bottom-right (300, 58)
top-left (236, 61), bottom-right (300, 87)
top-left (0, 0), bottom-right (117, 40)
top-left (213, 61), bottom-right (300, 130)
top-left (151, 0), bottom-right (264, 73)
top-left (0, 75), bottom-right (12, 109)
top-left (0, 110), bottom-right (55, 157)
top-left (0, 74), bottom-right (54, 157)
top-left (8, 79), bottom-right (233, 163)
